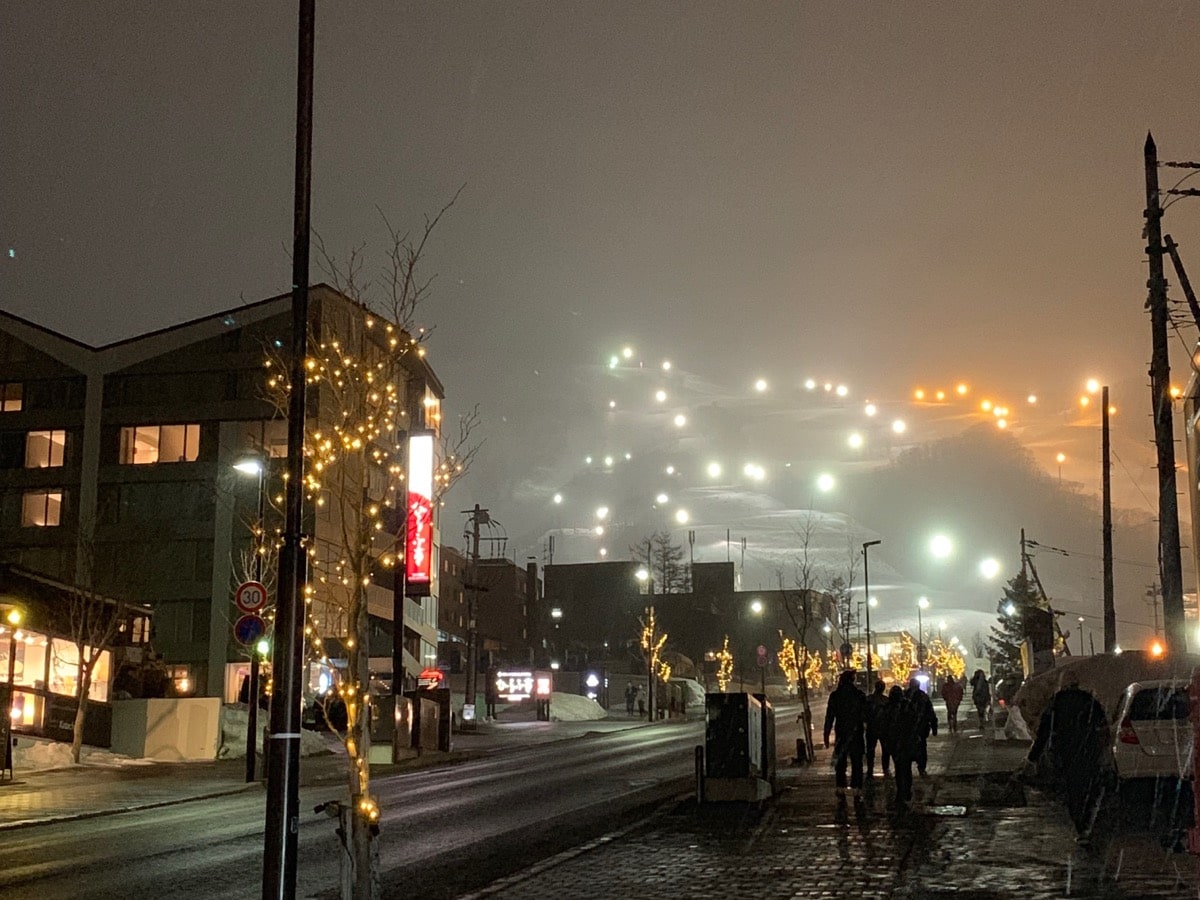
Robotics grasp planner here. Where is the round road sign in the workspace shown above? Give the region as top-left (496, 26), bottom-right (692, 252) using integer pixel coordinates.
top-left (234, 613), bottom-right (266, 646)
top-left (235, 580), bottom-right (267, 613)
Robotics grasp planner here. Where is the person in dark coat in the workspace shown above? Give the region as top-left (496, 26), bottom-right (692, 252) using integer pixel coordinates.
top-left (823, 670), bottom-right (868, 798)
top-left (883, 685), bottom-right (922, 805)
top-left (941, 675), bottom-right (964, 735)
top-left (970, 669), bottom-right (991, 730)
top-left (905, 677), bottom-right (938, 776)
top-left (865, 679), bottom-right (889, 777)
top-left (1025, 678), bottom-right (1110, 840)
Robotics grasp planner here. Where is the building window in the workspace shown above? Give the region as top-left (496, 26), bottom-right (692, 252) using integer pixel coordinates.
top-left (0, 383), bottom-right (21, 412)
top-left (169, 665), bottom-right (193, 695)
top-left (25, 430), bottom-right (66, 467)
top-left (119, 424), bottom-right (200, 464)
top-left (22, 490), bottom-right (62, 526)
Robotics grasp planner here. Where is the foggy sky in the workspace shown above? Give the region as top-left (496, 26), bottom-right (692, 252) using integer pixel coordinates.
top-left (4, 3), bottom-right (1200, 641)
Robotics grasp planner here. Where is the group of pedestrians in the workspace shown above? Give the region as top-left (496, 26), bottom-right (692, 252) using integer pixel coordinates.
top-left (623, 681), bottom-right (646, 716)
top-left (822, 670), bottom-right (938, 806)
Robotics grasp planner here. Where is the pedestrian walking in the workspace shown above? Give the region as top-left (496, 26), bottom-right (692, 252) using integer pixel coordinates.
top-left (624, 681), bottom-right (635, 715)
top-left (1023, 677), bottom-right (1110, 842)
top-left (865, 679), bottom-right (889, 777)
top-left (823, 670), bottom-right (868, 800)
top-left (484, 667), bottom-right (499, 720)
top-left (970, 669), bottom-right (991, 731)
top-left (636, 684), bottom-right (646, 716)
top-left (883, 685), bottom-right (921, 806)
top-left (941, 675), bottom-right (964, 735)
top-left (905, 678), bottom-right (938, 776)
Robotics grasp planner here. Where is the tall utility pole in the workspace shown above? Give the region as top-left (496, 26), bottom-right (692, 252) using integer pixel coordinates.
top-left (1145, 132), bottom-right (1186, 653)
top-left (645, 538), bottom-right (655, 722)
top-left (262, 2), bottom-right (314, 897)
top-left (1147, 582), bottom-right (1162, 636)
top-left (1102, 386), bottom-right (1116, 651)
top-left (862, 540), bottom-right (880, 689)
top-left (462, 504), bottom-right (489, 729)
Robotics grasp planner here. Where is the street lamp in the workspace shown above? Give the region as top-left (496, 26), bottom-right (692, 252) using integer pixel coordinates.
top-left (1078, 616), bottom-right (1086, 656)
top-left (749, 599), bottom-right (766, 694)
top-left (917, 596), bottom-right (930, 667)
top-left (1, 604), bottom-right (25, 782)
top-left (635, 566), bottom-right (655, 722)
top-left (862, 540), bottom-right (881, 687)
top-left (234, 454), bottom-right (267, 783)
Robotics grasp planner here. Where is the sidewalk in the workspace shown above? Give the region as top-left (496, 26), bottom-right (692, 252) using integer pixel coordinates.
top-left (466, 725), bottom-right (1200, 899)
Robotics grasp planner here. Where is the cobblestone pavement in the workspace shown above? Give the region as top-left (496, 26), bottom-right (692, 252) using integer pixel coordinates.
top-left (467, 727), bottom-right (1200, 899)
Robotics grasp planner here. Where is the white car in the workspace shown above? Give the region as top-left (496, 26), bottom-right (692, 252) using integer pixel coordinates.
top-left (1111, 679), bottom-right (1193, 784)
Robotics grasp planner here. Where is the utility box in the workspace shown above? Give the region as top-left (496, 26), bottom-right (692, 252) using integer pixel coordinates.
top-left (702, 692), bottom-right (775, 802)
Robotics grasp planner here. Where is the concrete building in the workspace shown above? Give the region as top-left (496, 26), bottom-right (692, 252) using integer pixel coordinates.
top-left (0, 285), bottom-right (444, 700)
top-left (437, 545), bottom-right (538, 671)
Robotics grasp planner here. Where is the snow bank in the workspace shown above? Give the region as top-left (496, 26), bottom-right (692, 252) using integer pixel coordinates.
top-left (549, 692), bottom-right (608, 722)
top-left (14, 737), bottom-right (154, 772)
top-left (1012, 651), bottom-right (1200, 732)
top-left (218, 704), bottom-right (332, 758)
top-left (674, 678), bottom-right (706, 710)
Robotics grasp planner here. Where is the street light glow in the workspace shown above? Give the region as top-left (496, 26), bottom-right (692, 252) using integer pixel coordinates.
top-left (754, 378), bottom-right (768, 393)
top-left (804, 378), bottom-right (816, 390)
top-left (1056, 452), bottom-right (1066, 464)
top-left (553, 493), bottom-right (563, 505)
top-left (673, 414), bottom-right (687, 427)
top-left (655, 493), bottom-right (669, 504)
top-left (604, 455), bottom-right (614, 467)
top-left (750, 599), bottom-right (764, 615)
top-left (1027, 394), bottom-right (1038, 404)
top-left (662, 360), bottom-right (672, 371)
top-left (929, 534), bottom-right (953, 559)
top-left (655, 389), bottom-right (667, 402)
top-left (864, 403), bottom-right (877, 417)
top-left (622, 346), bottom-right (634, 359)
top-left (1086, 378), bottom-right (1100, 394)
top-left (596, 506), bottom-right (609, 520)
top-left (675, 509), bottom-right (689, 524)
top-left (868, 596), bottom-right (878, 608)
top-left (918, 596), bottom-right (930, 610)
top-left (707, 462), bottom-right (722, 478)
top-left (1004, 602), bottom-right (1017, 616)
top-left (979, 557), bottom-right (1001, 579)
top-left (816, 472), bottom-right (835, 493)
top-left (847, 432), bottom-right (864, 449)
top-left (836, 384), bottom-right (848, 397)
top-left (956, 383), bottom-right (969, 396)
top-left (635, 568), bottom-right (649, 583)
top-left (891, 419), bottom-right (907, 434)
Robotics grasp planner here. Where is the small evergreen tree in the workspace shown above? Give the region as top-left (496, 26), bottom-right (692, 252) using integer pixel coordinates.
top-left (988, 572), bottom-right (1042, 684)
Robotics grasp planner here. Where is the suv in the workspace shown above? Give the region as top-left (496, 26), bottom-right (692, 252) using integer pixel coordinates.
top-left (1111, 679), bottom-right (1193, 785)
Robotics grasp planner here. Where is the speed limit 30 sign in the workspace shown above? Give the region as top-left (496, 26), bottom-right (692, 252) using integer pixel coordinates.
top-left (235, 580), bottom-right (267, 614)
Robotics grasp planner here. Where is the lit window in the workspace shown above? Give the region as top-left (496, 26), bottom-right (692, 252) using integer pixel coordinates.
top-left (25, 430), bottom-right (66, 467)
top-left (0, 383), bottom-right (21, 412)
top-left (169, 665), bottom-right (192, 695)
top-left (119, 424), bottom-right (200, 464)
top-left (22, 490), bottom-right (62, 526)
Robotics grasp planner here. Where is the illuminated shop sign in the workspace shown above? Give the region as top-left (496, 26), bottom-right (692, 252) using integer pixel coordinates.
top-left (405, 432), bottom-right (434, 596)
top-left (495, 670), bottom-right (554, 702)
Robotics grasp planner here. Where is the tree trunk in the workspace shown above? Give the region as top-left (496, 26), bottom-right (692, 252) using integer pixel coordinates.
top-left (340, 582), bottom-right (377, 899)
top-left (71, 666), bottom-right (93, 764)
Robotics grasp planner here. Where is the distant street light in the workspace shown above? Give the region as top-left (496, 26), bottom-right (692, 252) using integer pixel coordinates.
top-left (917, 596), bottom-right (930, 666)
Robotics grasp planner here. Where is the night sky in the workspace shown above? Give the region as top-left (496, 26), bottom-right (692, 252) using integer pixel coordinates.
top-left (5, 3), bottom-right (1200, 645)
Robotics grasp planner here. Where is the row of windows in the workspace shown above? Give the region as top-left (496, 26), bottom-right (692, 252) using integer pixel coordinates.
top-left (0, 424), bottom-right (201, 469)
top-left (0, 380), bottom-right (85, 412)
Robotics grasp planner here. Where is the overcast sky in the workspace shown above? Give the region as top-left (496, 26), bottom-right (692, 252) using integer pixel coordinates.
top-left (4, 3), bottom-right (1200, 636)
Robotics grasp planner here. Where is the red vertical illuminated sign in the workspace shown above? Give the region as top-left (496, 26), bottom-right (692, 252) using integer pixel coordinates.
top-left (405, 432), bottom-right (434, 596)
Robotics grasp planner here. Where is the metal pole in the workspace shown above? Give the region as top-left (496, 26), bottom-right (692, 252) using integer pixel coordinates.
top-left (262, 1), bottom-right (314, 895)
top-left (1144, 132), bottom-right (1186, 652)
top-left (917, 604), bottom-right (924, 668)
top-left (862, 540), bottom-right (880, 687)
top-left (647, 588), bottom-right (655, 722)
top-left (1102, 386), bottom-right (1116, 651)
top-left (464, 505), bottom-right (484, 729)
top-left (246, 465), bottom-right (265, 782)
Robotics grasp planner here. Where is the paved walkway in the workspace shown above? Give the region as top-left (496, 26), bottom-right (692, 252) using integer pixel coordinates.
top-left (465, 724), bottom-right (1200, 899)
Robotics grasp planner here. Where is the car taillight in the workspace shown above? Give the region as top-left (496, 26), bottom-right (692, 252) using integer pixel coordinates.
top-left (1117, 715), bottom-right (1140, 745)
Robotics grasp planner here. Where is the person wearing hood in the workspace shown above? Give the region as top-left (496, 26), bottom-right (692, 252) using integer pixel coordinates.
top-left (823, 670), bottom-right (868, 799)
top-left (883, 685), bottom-right (921, 806)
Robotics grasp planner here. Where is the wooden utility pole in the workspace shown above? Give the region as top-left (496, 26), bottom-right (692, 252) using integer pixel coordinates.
top-left (1102, 386), bottom-right (1116, 651)
top-left (1144, 132), bottom-right (1186, 652)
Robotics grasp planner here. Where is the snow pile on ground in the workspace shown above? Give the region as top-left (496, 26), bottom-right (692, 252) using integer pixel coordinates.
top-left (218, 704), bottom-right (332, 758)
top-left (674, 678), bottom-right (706, 710)
top-left (14, 737), bottom-right (154, 772)
top-left (549, 692), bottom-right (607, 722)
top-left (1011, 651), bottom-right (1200, 732)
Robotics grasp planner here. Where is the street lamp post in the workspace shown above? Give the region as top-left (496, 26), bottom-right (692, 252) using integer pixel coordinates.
top-left (1078, 616), bottom-right (1086, 656)
top-left (862, 540), bottom-right (881, 688)
top-left (917, 596), bottom-right (930, 667)
top-left (636, 567), bottom-right (655, 722)
top-left (749, 599), bottom-right (766, 695)
top-left (234, 457), bottom-right (267, 783)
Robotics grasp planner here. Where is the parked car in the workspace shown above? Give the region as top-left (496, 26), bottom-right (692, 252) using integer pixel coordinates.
top-left (1110, 679), bottom-right (1193, 785)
